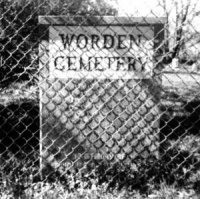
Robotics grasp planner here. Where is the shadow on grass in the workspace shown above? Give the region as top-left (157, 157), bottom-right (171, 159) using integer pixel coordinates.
top-left (0, 96), bottom-right (200, 196)
top-left (160, 99), bottom-right (200, 139)
top-left (0, 100), bottom-right (39, 161)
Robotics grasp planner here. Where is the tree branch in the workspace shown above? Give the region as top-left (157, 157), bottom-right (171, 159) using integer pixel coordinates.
top-left (171, 0), bottom-right (190, 59)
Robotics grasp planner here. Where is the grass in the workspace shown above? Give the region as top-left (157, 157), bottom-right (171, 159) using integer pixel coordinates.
top-left (0, 150), bottom-right (199, 198)
top-left (0, 165), bottom-right (199, 198)
top-left (0, 72), bottom-right (200, 198)
top-left (0, 81), bottom-right (38, 106)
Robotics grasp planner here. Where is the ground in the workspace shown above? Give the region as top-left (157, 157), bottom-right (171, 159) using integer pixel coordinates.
top-left (0, 72), bottom-right (200, 198)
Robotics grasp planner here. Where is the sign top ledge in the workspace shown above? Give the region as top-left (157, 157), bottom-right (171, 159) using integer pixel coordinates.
top-left (39, 16), bottom-right (166, 26)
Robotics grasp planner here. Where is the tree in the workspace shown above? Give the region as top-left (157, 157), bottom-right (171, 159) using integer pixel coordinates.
top-left (39, 0), bottom-right (117, 15)
top-left (160, 0), bottom-right (200, 65)
top-left (0, 0), bottom-right (39, 87)
top-left (0, 0), bottom-right (117, 88)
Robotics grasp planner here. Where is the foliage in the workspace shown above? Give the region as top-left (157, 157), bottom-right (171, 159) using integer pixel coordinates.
top-left (0, 151), bottom-right (198, 198)
top-left (0, 152), bottom-right (39, 199)
top-left (160, 0), bottom-right (200, 65)
top-left (0, 78), bottom-right (200, 198)
top-left (0, 0), bottom-right (117, 88)
top-left (39, 0), bottom-right (117, 16)
top-left (0, 0), bottom-right (39, 88)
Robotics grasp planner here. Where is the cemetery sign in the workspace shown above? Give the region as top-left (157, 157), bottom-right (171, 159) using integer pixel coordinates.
top-left (39, 16), bottom-right (165, 167)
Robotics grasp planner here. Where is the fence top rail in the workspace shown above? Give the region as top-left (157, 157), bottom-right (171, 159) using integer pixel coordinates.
top-left (38, 16), bottom-right (166, 26)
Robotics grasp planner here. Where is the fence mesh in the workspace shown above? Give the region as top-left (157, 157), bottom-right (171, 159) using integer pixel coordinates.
top-left (0, 0), bottom-right (200, 198)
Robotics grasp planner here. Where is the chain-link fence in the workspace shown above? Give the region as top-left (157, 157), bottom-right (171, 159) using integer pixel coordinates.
top-left (0, 0), bottom-right (200, 198)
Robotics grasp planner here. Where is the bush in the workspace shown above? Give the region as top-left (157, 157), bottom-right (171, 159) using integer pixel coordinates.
top-left (0, 0), bottom-right (39, 88)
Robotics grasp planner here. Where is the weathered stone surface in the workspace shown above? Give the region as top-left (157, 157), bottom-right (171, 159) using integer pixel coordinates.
top-left (39, 16), bottom-right (165, 168)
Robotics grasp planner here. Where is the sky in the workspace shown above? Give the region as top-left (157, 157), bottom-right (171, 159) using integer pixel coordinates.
top-left (106, 0), bottom-right (200, 32)
top-left (115, 0), bottom-right (200, 16)
top-left (116, 0), bottom-right (164, 16)
top-left (105, 0), bottom-right (200, 54)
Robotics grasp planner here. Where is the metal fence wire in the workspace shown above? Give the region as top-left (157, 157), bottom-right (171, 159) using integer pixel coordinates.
top-left (0, 0), bottom-right (200, 198)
